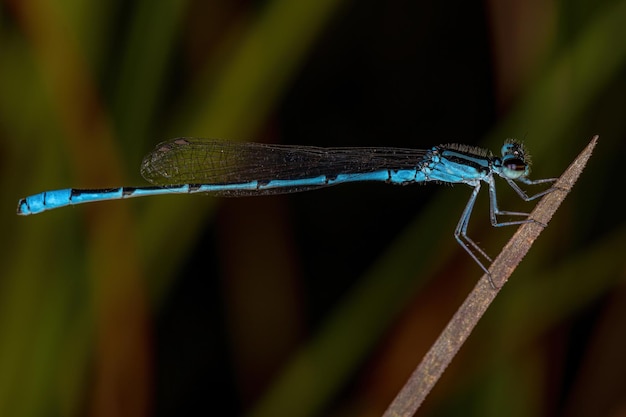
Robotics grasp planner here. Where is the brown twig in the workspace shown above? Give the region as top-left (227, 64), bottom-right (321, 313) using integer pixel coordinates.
top-left (382, 135), bottom-right (599, 417)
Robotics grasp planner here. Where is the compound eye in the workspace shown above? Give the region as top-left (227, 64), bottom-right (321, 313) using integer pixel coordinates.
top-left (501, 142), bottom-right (524, 158)
top-left (502, 158), bottom-right (528, 179)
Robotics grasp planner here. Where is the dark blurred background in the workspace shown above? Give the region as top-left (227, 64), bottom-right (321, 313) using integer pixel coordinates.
top-left (1, 1), bottom-right (625, 416)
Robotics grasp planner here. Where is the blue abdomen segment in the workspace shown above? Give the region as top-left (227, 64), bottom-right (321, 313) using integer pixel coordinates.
top-left (19, 189), bottom-right (73, 215)
top-left (16, 168), bottom-right (424, 215)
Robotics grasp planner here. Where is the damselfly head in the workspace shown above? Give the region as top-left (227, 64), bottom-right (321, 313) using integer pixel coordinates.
top-left (500, 140), bottom-right (530, 179)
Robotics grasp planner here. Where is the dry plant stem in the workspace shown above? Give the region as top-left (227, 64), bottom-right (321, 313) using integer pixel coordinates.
top-left (382, 135), bottom-right (599, 417)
